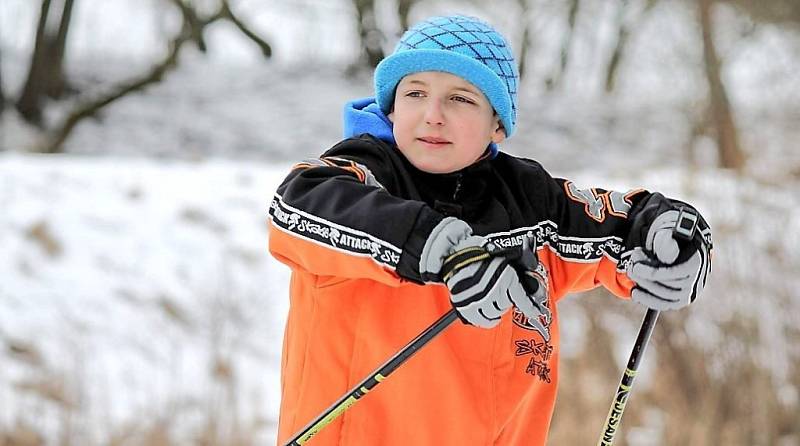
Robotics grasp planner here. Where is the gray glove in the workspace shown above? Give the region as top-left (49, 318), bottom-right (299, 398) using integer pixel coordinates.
top-left (441, 235), bottom-right (528, 328)
top-left (420, 218), bottom-right (552, 334)
top-left (627, 208), bottom-right (712, 311)
top-left (419, 217), bottom-right (473, 282)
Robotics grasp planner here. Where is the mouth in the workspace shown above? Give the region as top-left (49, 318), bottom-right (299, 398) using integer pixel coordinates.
top-left (417, 136), bottom-right (451, 146)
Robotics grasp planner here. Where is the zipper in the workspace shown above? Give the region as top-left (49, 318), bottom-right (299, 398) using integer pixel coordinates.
top-left (452, 174), bottom-right (463, 201)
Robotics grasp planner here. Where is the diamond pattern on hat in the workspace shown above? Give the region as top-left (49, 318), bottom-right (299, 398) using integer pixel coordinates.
top-left (395, 16), bottom-right (518, 123)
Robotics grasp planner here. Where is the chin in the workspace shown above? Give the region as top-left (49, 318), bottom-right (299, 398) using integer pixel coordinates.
top-left (413, 161), bottom-right (459, 174)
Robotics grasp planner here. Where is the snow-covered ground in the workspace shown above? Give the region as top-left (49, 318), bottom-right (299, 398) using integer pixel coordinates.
top-left (0, 154), bottom-right (292, 443)
top-left (2, 151), bottom-right (797, 444)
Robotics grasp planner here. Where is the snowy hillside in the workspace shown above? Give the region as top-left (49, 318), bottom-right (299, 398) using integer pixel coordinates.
top-left (2, 152), bottom-right (798, 444)
top-left (0, 154), bottom-right (291, 444)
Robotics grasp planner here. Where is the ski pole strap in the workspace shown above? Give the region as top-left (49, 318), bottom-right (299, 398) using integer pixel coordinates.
top-left (284, 309), bottom-right (459, 445)
top-left (673, 206), bottom-right (699, 241)
top-left (441, 246), bottom-right (491, 282)
top-left (440, 234), bottom-right (538, 284)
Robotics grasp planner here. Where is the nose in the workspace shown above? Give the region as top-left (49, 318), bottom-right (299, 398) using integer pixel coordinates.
top-left (424, 100), bottom-right (445, 126)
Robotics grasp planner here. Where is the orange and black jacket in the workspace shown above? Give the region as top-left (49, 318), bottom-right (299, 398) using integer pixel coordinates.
top-left (268, 131), bottom-right (658, 445)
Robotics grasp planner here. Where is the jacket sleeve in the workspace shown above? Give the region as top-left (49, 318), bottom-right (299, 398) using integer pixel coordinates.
top-left (535, 170), bottom-right (652, 301)
top-left (268, 137), bottom-right (444, 286)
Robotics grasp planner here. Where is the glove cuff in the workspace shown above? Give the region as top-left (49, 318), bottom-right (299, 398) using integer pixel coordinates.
top-left (419, 217), bottom-right (473, 282)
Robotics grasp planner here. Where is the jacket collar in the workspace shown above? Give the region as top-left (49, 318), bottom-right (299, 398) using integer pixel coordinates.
top-left (343, 97), bottom-right (396, 145)
top-left (403, 149), bottom-right (494, 218)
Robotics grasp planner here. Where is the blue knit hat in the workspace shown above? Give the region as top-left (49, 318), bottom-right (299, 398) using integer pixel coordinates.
top-left (374, 15), bottom-right (519, 138)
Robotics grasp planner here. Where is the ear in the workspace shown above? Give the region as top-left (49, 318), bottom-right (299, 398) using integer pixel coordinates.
top-left (387, 110), bottom-right (394, 123)
top-left (491, 118), bottom-right (506, 144)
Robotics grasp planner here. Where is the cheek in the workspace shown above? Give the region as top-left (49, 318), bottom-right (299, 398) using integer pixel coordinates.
top-left (454, 116), bottom-right (493, 141)
top-left (392, 112), bottom-right (418, 142)
top-left (392, 117), bottom-right (411, 143)
top-left (455, 119), bottom-right (495, 157)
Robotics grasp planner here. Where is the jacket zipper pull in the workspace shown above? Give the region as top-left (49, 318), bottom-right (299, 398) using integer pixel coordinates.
top-left (452, 174), bottom-right (463, 201)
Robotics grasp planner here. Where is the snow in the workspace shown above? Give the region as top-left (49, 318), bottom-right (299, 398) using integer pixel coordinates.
top-left (0, 154), bottom-right (292, 443)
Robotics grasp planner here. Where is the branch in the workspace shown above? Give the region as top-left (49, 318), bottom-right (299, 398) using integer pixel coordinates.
top-left (167, 0), bottom-right (208, 52)
top-left (220, 1), bottom-right (272, 58)
top-left (39, 0), bottom-right (272, 153)
top-left (42, 33), bottom-right (192, 153)
top-left (40, 0), bottom-right (230, 153)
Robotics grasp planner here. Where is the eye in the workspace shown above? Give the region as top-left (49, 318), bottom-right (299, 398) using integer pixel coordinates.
top-left (404, 90), bottom-right (425, 98)
top-left (451, 95), bottom-right (476, 105)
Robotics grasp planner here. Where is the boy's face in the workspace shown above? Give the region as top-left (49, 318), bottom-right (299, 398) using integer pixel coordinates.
top-left (388, 71), bottom-right (505, 174)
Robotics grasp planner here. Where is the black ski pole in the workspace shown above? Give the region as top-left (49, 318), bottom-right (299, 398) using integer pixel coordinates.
top-left (597, 308), bottom-right (659, 446)
top-left (284, 309), bottom-right (459, 446)
top-left (598, 204), bottom-right (701, 445)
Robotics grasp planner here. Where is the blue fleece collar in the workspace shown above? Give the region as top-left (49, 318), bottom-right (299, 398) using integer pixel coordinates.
top-left (342, 97), bottom-right (499, 158)
top-left (343, 97), bottom-right (396, 144)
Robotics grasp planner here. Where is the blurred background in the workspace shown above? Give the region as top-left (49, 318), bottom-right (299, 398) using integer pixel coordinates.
top-left (0, 0), bottom-right (798, 445)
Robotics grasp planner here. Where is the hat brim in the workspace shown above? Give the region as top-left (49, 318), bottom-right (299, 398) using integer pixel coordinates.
top-left (374, 49), bottom-right (515, 137)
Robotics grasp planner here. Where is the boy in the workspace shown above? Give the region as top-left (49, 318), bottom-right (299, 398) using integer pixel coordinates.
top-left (268, 15), bottom-right (712, 446)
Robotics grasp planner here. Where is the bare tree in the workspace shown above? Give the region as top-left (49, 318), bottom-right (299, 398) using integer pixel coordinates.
top-left (517, 0), bottom-right (534, 80)
top-left (353, 0), bottom-right (385, 68)
top-left (0, 46), bottom-right (5, 117)
top-left (397, 0), bottom-right (419, 31)
top-left (547, 0), bottom-right (581, 91)
top-left (604, 0), bottom-right (658, 93)
top-left (44, 0), bottom-right (76, 99)
top-left (16, 0), bottom-right (77, 124)
top-left (699, 0), bottom-right (746, 171)
top-left (42, 0), bottom-right (273, 153)
top-left (16, 0), bottom-right (54, 125)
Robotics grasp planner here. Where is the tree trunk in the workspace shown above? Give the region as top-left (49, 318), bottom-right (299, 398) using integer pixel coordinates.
top-left (0, 46), bottom-right (5, 116)
top-left (45, 0), bottom-right (76, 99)
top-left (16, 0), bottom-right (54, 125)
top-left (605, 0), bottom-right (658, 92)
top-left (605, 0), bottom-right (630, 92)
top-left (548, 0), bottom-right (580, 91)
top-left (699, 0), bottom-right (746, 171)
top-left (397, 0), bottom-right (416, 31)
top-left (354, 0), bottom-right (385, 68)
top-left (517, 0), bottom-right (533, 80)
